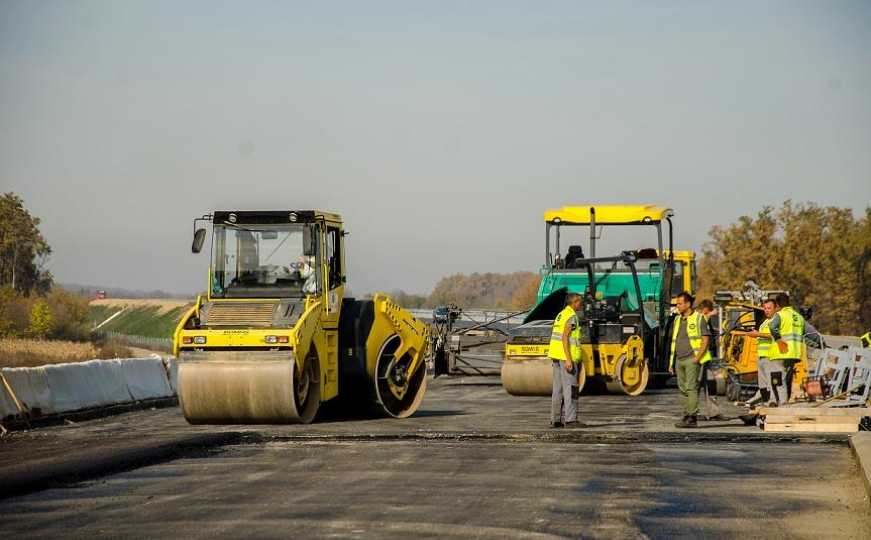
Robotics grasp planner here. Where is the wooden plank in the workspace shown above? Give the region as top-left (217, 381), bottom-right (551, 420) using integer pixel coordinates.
top-left (763, 422), bottom-right (859, 433)
top-left (764, 415), bottom-right (861, 425)
top-left (758, 406), bottom-right (871, 417)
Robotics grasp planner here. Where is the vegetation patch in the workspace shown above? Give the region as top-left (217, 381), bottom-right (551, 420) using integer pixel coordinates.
top-left (0, 338), bottom-right (132, 368)
top-left (89, 302), bottom-right (191, 339)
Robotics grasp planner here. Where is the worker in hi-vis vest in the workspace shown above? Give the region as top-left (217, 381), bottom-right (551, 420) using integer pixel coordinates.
top-left (547, 292), bottom-right (583, 428)
top-left (668, 291), bottom-right (711, 428)
top-left (768, 292), bottom-right (805, 406)
top-left (744, 298), bottom-right (777, 407)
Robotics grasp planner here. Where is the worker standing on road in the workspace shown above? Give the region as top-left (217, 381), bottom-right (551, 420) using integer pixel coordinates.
top-left (744, 298), bottom-right (777, 406)
top-left (697, 299), bottom-right (723, 421)
top-left (548, 293), bottom-right (583, 428)
top-left (767, 293), bottom-right (805, 406)
top-left (669, 292), bottom-right (711, 428)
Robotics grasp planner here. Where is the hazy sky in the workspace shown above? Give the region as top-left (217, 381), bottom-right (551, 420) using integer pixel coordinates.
top-left (2, 1), bottom-right (870, 295)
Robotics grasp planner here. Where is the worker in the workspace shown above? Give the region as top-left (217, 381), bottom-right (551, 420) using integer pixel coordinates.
top-left (767, 292), bottom-right (805, 406)
top-left (548, 292), bottom-right (583, 428)
top-left (668, 291), bottom-right (711, 428)
top-left (697, 299), bottom-right (719, 357)
top-left (298, 255), bottom-right (318, 295)
top-left (696, 299), bottom-right (723, 421)
top-left (744, 298), bottom-right (777, 407)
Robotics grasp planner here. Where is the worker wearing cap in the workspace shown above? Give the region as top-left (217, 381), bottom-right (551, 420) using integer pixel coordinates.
top-left (696, 299), bottom-right (723, 420)
top-left (669, 291), bottom-right (711, 428)
top-left (767, 293), bottom-right (805, 406)
top-left (745, 298), bottom-right (777, 406)
top-left (548, 292), bottom-right (583, 428)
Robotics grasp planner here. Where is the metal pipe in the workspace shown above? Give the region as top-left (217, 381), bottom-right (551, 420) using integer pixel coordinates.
top-left (589, 206), bottom-right (596, 259)
top-left (555, 224), bottom-right (561, 265)
top-left (545, 223), bottom-right (551, 268)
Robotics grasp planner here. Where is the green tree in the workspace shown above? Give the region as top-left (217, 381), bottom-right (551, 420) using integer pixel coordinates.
top-left (28, 298), bottom-right (53, 338)
top-left (697, 201), bottom-right (870, 335)
top-left (0, 193), bottom-right (53, 295)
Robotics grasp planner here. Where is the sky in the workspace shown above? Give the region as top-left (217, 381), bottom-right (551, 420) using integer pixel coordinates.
top-left (1, 1), bottom-right (870, 296)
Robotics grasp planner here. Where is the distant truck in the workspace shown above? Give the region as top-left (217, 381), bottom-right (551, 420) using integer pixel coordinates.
top-left (95, 290), bottom-right (107, 300)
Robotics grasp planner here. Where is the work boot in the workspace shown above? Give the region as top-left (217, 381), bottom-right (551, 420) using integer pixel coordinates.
top-left (674, 415), bottom-right (698, 429)
top-left (550, 421), bottom-right (564, 429)
top-left (701, 414), bottom-right (725, 421)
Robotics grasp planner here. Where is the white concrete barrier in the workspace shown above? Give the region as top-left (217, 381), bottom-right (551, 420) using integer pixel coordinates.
top-left (0, 356), bottom-right (175, 421)
top-left (164, 357), bottom-right (179, 393)
top-left (117, 357), bottom-right (173, 400)
top-left (43, 360), bottom-right (136, 412)
top-left (1, 367), bottom-right (54, 415)
top-left (0, 377), bottom-right (21, 418)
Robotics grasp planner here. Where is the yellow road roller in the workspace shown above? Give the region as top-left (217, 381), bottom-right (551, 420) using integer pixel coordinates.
top-left (173, 210), bottom-right (429, 424)
top-left (502, 205), bottom-right (694, 396)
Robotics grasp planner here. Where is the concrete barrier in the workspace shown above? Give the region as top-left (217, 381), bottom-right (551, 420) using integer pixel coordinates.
top-left (164, 357), bottom-right (179, 393)
top-left (1, 357), bottom-right (175, 422)
top-left (1, 367), bottom-right (54, 415)
top-left (117, 357), bottom-right (173, 400)
top-left (0, 377), bottom-right (21, 419)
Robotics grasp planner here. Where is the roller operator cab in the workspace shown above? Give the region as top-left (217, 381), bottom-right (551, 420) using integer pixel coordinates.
top-left (502, 205), bottom-right (695, 397)
top-left (173, 211), bottom-right (429, 424)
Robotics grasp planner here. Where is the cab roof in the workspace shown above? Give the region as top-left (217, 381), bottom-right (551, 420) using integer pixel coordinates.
top-left (212, 210), bottom-right (342, 224)
top-left (544, 205), bottom-right (673, 225)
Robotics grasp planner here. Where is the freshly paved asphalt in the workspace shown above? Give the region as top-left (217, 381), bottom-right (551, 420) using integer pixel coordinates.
top-left (1, 377), bottom-right (869, 539)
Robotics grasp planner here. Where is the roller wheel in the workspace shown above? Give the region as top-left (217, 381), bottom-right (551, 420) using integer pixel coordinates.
top-left (605, 355), bottom-right (649, 396)
top-left (714, 371), bottom-right (728, 396)
top-left (374, 335), bottom-right (428, 418)
top-left (293, 351), bottom-right (321, 424)
top-left (576, 364), bottom-right (587, 395)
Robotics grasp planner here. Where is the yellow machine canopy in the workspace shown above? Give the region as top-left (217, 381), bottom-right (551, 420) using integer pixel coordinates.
top-left (544, 205), bottom-right (674, 225)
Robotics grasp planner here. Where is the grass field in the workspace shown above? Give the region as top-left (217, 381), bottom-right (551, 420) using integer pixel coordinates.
top-left (89, 299), bottom-right (193, 339)
top-left (0, 338), bottom-right (133, 368)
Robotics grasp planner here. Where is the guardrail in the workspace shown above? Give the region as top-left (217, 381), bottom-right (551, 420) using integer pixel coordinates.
top-left (96, 331), bottom-right (173, 353)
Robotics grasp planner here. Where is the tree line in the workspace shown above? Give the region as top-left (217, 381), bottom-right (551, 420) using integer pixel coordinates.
top-left (2, 191), bottom-right (868, 338)
top-left (697, 201), bottom-right (870, 335)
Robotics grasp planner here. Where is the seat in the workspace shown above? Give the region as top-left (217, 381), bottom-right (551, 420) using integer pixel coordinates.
top-left (565, 245), bottom-right (586, 268)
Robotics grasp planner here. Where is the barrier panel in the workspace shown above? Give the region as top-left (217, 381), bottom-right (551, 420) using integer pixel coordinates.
top-left (0, 377), bottom-right (21, 418)
top-left (1, 367), bottom-right (54, 415)
top-left (117, 357), bottom-right (174, 400)
top-left (164, 357), bottom-right (179, 393)
top-left (1, 357), bottom-right (175, 422)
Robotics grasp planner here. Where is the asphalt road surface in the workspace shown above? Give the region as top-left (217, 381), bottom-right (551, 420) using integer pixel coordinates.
top-left (1, 378), bottom-right (869, 539)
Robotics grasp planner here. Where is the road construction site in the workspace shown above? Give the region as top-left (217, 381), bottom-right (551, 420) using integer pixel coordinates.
top-left (2, 205), bottom-right (870, 538)
top-left (2, 377), bottom-right (871, 539)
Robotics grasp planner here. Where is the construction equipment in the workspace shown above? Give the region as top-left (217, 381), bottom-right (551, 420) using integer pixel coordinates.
top-left (502, 205), bottom-right (694, 396)
top-left (712, 283), bottom-right (825, 402)
top-left (173, 210), bottom-right (429, 424)
top-left (430, 306), bottom-right (527, 377)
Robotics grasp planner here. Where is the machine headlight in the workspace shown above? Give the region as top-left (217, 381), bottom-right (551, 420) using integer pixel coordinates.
top-left (265, 335), bottom-right (289, 344)
top-left (193, 336), bottom-right (207, 345)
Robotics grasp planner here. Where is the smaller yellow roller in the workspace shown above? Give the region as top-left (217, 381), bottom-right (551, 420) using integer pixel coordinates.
top-left (501, 356), bottom-right (588, 396)
top-left (174, 210), bottom-right (430, 424)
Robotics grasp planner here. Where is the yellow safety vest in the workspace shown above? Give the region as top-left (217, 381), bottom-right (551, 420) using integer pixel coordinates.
top-left (756, 318), bottom-right (773, 359)
top-left (548, 306), bottom-right (582, 362)
top-left (771, 306), bottom-right (805, 360)
top-left (669, 311), bottom-right (712, 368)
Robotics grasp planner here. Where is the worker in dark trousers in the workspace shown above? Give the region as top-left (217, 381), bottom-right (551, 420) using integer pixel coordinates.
top-left (547, 293), bottom-right (583, 428)
top-left (668, 292), bottom-right (711, 428)
top-left (697, 299), bottom-right (723, 420)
